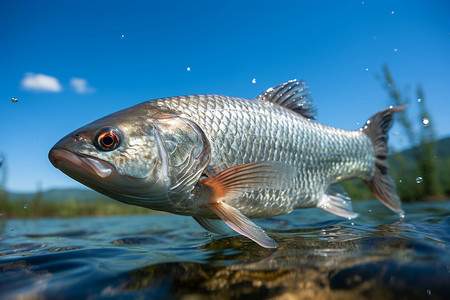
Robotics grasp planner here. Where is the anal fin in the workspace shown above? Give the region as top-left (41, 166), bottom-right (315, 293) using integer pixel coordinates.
top-left (317, 184), bottom-right (359, 219)
top-left (207, 202), bottom-right (279, 249)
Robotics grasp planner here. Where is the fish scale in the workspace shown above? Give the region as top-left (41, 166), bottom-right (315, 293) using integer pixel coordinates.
top-left (148, 94), bottom-right (374, 218)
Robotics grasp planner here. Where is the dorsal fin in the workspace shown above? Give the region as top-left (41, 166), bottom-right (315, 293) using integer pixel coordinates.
top-left (255, 79), bottom-right (317, 119)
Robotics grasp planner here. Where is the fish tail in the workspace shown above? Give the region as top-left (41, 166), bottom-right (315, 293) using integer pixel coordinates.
top-left (362, 104), bottom-right (407, 215)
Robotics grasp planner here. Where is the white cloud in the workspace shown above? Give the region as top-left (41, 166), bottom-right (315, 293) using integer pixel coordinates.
top-left (21, 72), bottom-right (62, 92)
top-left (70, 78), bottom-right (95, 94)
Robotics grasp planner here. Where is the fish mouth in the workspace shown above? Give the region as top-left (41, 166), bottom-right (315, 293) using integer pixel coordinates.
top-left (48, 147), bottom-right (171, 209)
top-left (49, 148), bottom-right (116, 180)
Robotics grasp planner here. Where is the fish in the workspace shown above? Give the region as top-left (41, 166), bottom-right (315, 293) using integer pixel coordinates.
top-left (48, 80), bottom-right (405, 248)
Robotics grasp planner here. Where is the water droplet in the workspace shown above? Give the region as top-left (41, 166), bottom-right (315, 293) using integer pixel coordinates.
top-left (368, 209), bottom-right (372, 213)
top-left (416, 177), bottom-right (423, 184)
top-left (0, 212), bottom-right (3, 217)
top-left (427, 289), bottom-right (432, 296)
top-left (365, 68), bottom-right (369, 71)
top-left (366, 120), bottom-right (371, 125)
top-left (361, 1), bottom-right (365, 5)
top-left (394, 48), bottom-right (398, 52)
top-left (186, 67), bottom-right (191, 71)
top-left (0, 157), bottom-right (3, 167)
top-left (356, 122), bottom-right (360, 126)
top-left (10, 227), bottom-right (14, 231)
top-left (393, 130), bottom-right (400, 136)
top-left (11, 97), bottom-right (18, 103)
top-left (417, 98), bottom-right (422, 103)
top-left (121, 34), bottom-right (125, 39)
top-left (204, 231), bottom-right (212, 238)
top-left (347, 217), bottom-right (352, 220)
top-left (400, 213), bottom-right (405, 219)
top-left (24, 204), bottom-right (28, 209)
top-left (391, 10), bottom-right (395, 14)
top-left (252, 78), bottom-right (256, 84)
top-left (422, 118), bottom-right (429, 126)
top-left (351, 222), bottom-right (355, 226)
top-left (399, 179), bottom-right (402, 183)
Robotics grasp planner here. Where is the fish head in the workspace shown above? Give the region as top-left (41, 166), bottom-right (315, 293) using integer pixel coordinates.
top-left (48, 103), bottom-right (211, 210)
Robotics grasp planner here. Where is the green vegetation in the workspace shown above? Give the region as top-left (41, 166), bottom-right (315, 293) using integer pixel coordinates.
top-left (0, 197), bottom-right (154, 218)
top-left (0, 180), bottom-right (155, 218)
top-left (344, 66), bottom-right (448, 202)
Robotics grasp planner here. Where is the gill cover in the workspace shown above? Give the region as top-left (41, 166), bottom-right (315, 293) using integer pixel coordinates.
top-left (152, 114), bottom-right (211, 202)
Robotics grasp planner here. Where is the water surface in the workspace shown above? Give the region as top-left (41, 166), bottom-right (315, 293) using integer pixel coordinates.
top-left (1, 199), bottom-right (449, 299)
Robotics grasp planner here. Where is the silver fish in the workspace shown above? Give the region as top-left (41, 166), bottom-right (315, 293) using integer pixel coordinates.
top-left (49, 80), bottom-right (405, 248)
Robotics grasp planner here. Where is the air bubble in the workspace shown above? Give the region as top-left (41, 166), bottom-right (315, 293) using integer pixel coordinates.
top-left (186, 67), bottom-right (191, 71)
top-left (427, 289), bottom-right (432, 296)
top-left (391, 10), bottom-right (395, 15)
top-left (417, 98), bottom-right (422, 103)
top-left (416, 177), bottom-right (423, 184)
top-left (252, 78), bottom-right (256, 84)
top-left (0, 157), bottom-right (3, 167)
top-left (422, 118), bottom-right (429, 126)
top-left (121, 34), bottom-right (125, 39)
top-left (204, 231), bottom-right (212, 238)
top-left (24, 204), bottom-right (28, 209)
top-left (11, 97), bottom-right (18, 103)
top-left (394, 48), bottom-right (398, 52)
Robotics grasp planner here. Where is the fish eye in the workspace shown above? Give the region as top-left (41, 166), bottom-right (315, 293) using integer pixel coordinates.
top-left (94, 128), bottom-right (121, 151)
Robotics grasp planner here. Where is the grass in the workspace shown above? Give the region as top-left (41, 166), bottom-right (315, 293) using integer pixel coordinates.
top-left (0, 197), bottom-right (155, 218)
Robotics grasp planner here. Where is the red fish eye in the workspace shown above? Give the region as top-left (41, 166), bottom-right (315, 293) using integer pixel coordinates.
top-left (95, 129), bottom-right (120, 151)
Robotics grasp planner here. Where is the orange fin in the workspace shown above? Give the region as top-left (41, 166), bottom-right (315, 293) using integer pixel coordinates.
top-left (207, 202), bottom-right (279, 248)
top-left (201, 161), bottom-right (296, 203)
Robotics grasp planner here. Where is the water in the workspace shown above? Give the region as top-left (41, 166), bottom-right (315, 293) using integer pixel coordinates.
top-left (1, 199), bottom-right (449, 299)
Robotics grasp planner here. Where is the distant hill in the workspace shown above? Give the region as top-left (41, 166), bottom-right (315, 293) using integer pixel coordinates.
top-left (393, 136), bottom-right (450, 162)
top-left (7, 137), bottom-right (450, 203)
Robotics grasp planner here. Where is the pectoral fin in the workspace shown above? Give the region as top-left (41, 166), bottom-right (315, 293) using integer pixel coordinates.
top-left (207, 202), bottom-right (279, 248)
top-left (198, 161), bottom-right (292, 248)
top-left (201, 161), bottom-right (296, 203)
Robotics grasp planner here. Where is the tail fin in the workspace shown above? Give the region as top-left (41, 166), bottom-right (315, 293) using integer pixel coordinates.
top-left (362, 105), bottom-right (407, 215)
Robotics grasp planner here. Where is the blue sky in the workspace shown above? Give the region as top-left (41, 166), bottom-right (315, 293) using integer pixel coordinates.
top-left (1, 0), bottom-right (449, 192)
